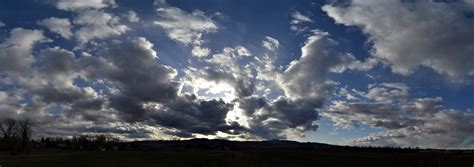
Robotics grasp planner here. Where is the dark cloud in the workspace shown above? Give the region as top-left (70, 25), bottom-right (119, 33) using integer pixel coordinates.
top-left (236, 97), bottom-right (320, 139)
top-left (151, 96), bottom-right (234, 135)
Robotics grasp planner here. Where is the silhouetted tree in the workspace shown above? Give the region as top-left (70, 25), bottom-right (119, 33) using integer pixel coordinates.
top-left (0, 119), bottom-right (18, 139)
top-left (18, 119), bottom-right (32, 151)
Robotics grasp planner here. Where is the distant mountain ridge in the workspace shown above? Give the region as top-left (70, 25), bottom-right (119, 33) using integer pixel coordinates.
top-left (129, 138), bottom-right (338, 150)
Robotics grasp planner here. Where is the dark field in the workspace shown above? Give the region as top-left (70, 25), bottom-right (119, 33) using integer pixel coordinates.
top-left (1, 149), bottom-right (474, 167)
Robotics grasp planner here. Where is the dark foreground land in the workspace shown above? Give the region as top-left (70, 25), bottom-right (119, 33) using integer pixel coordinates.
top-left (1, 139), bottom-right (473, 167)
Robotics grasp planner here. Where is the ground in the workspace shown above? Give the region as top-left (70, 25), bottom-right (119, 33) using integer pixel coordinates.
top-left (1, 149), bottom-right (473, 167)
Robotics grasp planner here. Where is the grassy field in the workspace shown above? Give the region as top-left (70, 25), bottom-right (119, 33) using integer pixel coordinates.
top-left (0, 149), bottom-right (473, 167)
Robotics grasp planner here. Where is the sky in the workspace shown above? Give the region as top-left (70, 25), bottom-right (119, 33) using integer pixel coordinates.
top-left (0, 0), bottom-right (474, 149)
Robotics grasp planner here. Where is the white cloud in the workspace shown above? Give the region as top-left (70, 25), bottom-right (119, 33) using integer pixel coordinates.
top-left (191, 46), bottom-right (211, 57)
top-left (55, 0), bottom-right (117, 11)
top-left (154, 0), bottom-right (217, 57)
top-left (236, 46), bottom-right (252, 57)
top-left (126, 11), bottom-right (140, 22)
top-left (0, 28), bottom-right (44, 76)
top-left (262, 36), bottom-right (280, 51)
top-left (38, 17), bottom-right (73, 39)
top-left (51, 0), bottom-right (128, 44)
top-left (154, 1), bottom-right (217, 45)
top-left (278, 31), bottom-right (375, 99)
top-left (291, 11), bottom-right (313, 24)
top-left (290, 11), bottom-right (313, 32)
top-left (323, 0), bottom-right (474, 78)
top-left (0, 20), bottom-right (5, 27)
top-left (365, 83), bottom-right (410, 103)
top-left (73, 10), bottom-right (130, 44)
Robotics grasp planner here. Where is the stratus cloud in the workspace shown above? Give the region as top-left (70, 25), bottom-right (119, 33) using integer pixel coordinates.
top-left (37, 17), bottom-right (73, 39)
top-left (324, 83), bottom-right (474, 148)
top-left (323, 0), bottom-right (474, 77)
top-left (154, 0), bottom-right (217, 57)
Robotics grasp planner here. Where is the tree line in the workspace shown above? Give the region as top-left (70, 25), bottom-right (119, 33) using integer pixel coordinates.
top-left (0, 118), bottom-right (32, 154)
top-left (0, 118), bottom-right (126, 153)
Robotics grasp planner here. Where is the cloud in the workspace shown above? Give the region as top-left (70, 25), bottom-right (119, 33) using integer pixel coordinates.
top-left (7, 0), bottom-right (469, 145)
top-left (55, 0), bottom-right (117, 11)
top-left (262, 36), bottom-right (280, 51)
top-left (290, 11), bottom-right (313, 32)
top-left (236, 46), bottom-right (252, 57)
top-left (77, 37), bottom-right (238, 137)
top-left (277, 31), bottom-right (374, 99)
top-left (86, 37), bottom-right (178, 120)
top-left (153, 0), bottom-right (217, 57)
top-left (184, 46), bottom-right (256, 100)
top-left (324, 83), bottom-right (474, 148)
top-left (51, 0), bottom-right (129, 44)
top-left (38, 17), bottom-right (73, 39)
top-left (365, 83), bottom-right (410, 103)
top-left (0, 20), bottom-right (5, 27)
top-left (323, 0), bottom-right (474, 77)
top-left (236, 96), bottom-right (320, 139)
top-left (350, 110), bottom-right (474, 149)
top-left (126, 11), bottom-right (140, 23)
top-left (181, 31), bottom-right (371, 139)
top-left (148, 96), bottom-right (236, 135)
top-left (73, 10), bottom-right (130, 44)
top-left (191, 46), bottom-right (211, 57)
top-left (0, 28), bottom-right (44, 76)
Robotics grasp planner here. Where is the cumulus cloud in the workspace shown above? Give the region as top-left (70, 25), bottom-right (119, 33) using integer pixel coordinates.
top-left (73, 10), bottom-right (130, 44)
top-left (51, 0), bottom-right (129, 44)
top-left (323, 0), bottom-right (474, 77)
top-left (5, 0), bottom-right (462, 147)
top-left (0, 28), bottom-right (44, 76)
top-left (235, 96), bottom-right (320, 139)
top-left (37, 17), bottom-right (73, 39)
top-left (0, 32), bottom-right (242, 140)
top-left (277, 31), bottom-right (375, 99)
top-left (154, 0), bottom-right (217, 57)
top-left (180, 30), bottom-right (374, 139)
